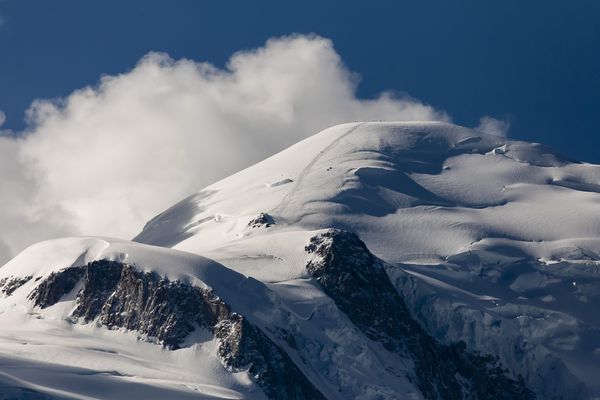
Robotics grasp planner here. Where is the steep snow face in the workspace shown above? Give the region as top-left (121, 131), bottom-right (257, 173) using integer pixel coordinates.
top-left (135, 121), bottom-right (600, 264)
top-left (134, 122), bottom-right (600, 398)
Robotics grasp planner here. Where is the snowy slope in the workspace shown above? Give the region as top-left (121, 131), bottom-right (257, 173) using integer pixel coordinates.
top-left (0, 236), bottom-right (437, 399)
top-left (1, 121), bottom-right (600, 399)
top-left (136, 121), bottom-right (600, 265)
top-left (135, 122), bottom-right (600, 398)
top-left (0, 238), bottom-right (269, 399)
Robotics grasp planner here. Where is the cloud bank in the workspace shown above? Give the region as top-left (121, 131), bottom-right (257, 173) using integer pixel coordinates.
top-left (476, 116), bottom-right (510, 137)
top-left (0, 34), bottom-right (449, 264)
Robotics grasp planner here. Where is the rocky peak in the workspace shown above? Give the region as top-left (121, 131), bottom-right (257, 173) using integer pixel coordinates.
top-left (306, 229), bottom-right (534, 400)
top-left (27, 260), bottom-right (325, 400)
top-left (0, 275), bottom-right (32, 296)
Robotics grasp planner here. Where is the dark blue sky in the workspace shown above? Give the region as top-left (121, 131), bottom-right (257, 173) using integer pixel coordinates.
top-left (1, 1), bottom-right (599, 161)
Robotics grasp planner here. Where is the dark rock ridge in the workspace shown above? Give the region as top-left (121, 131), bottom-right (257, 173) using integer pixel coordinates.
top-left (216, 315), bottom-right (325, 400)
top-left (305, 229), bottom-right (535, 400)
top-left (28, 260), bottom-right (325, 400)
top-left (0, 275), bottom-right (32, 296)
top-left (29, 268), bottom-right (83, 307)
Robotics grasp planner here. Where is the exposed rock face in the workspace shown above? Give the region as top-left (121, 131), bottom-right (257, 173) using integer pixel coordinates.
top-left (72, 261), bottom-right (231, 349)
top-left (305, 229), bottom-right (535, 400)
top-left (0, 275), bottom-right (32, 296)
top-left (29, 267), bottom-right (85, 307)
top-left (28, 260), bottom-right (325, 400)
top-left (18, 232), bottom-right (540, 399)
top-left (216, 316), bottom-right (326, 400)
top-left (248, 212), bottom-right (275, 228)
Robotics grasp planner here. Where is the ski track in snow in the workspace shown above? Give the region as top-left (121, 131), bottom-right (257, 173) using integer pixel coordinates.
top-left (270, 122), bottom-right (367, 219)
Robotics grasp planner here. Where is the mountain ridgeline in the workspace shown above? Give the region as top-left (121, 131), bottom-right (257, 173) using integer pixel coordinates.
top-left (1, 122), bottom-right (599, 399)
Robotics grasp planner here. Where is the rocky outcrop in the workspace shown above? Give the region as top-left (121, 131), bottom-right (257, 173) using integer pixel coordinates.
top-left (216, 316), bottom-right (325, 400)
top-left (28, 260), bottom-right (325, 400)
top-left (72, 261), bottom-right (231, 349)
top-left (29, 267), bottom-right (85, 307)
top-left (305, 229), bottom-right (534, 400)
top-left (0, 275), bottom-right (32, 296)
top-left (248, 212), bottom-right (275, 228)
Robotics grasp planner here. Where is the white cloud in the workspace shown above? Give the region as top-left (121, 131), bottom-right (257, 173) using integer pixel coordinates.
top-left (0, 136), bottom-right (77, 260)
top-left (0, 111), bottom-right (14, 137)
top-left (476, 115), bottom-right (510, 137)
top-left (0, 34), bottom-right (449, 264)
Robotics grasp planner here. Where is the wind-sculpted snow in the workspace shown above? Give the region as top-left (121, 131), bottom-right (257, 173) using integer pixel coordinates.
top-left (133, 121), bottom-right (600, 397)
top-left (3, 121), bottom-right (600, 398)
top-left (135, 121), bottom-right (600, 265)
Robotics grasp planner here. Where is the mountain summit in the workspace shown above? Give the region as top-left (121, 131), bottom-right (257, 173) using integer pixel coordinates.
top-left (1, 122), bottom-right (599, 399)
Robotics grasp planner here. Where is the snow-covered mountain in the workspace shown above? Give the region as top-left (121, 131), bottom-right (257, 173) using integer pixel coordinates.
top-left (1, 121), bottom-right (599, 399)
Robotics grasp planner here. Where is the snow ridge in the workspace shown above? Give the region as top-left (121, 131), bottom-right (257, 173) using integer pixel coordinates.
top-left (2, 121), bottom-right (600, 398)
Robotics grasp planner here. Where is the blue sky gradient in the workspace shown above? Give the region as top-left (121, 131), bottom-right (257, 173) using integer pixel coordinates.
top-left (1, 0), bottom-right (599, 161)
